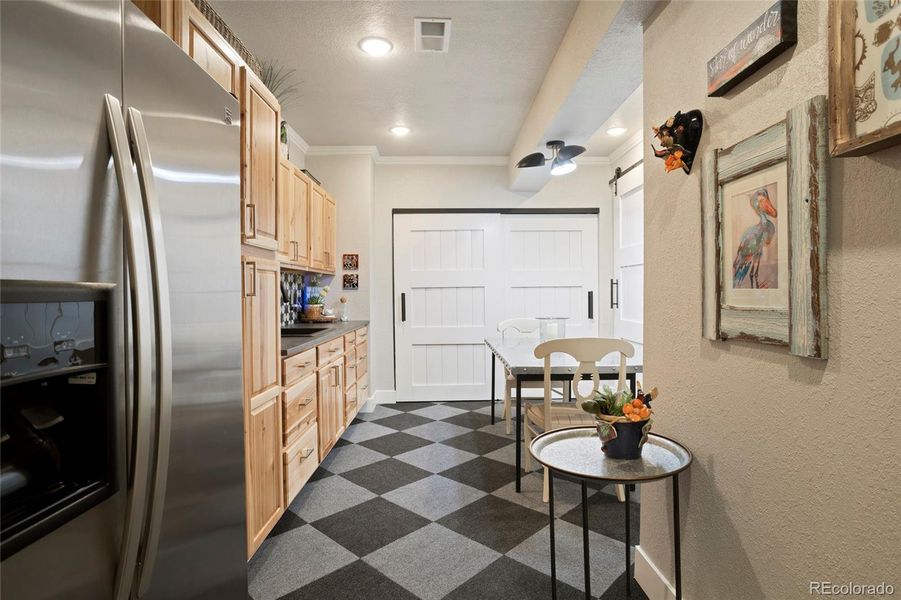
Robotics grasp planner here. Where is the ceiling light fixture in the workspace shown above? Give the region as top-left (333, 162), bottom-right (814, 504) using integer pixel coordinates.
top-left (606, 127), bottom-right (627, 137)
top-left (516, 140), bottom-right (585, 176)
top-left (359, 37), bottom-right (393, 57)
top-left (390, 125), bottom-right (411, 136)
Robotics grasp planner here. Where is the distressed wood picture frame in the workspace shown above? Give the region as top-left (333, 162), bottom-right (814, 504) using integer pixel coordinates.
top-left (828, 0), bottom-right (901, 156)
top-left (702, 95), bottom-right (828, 359)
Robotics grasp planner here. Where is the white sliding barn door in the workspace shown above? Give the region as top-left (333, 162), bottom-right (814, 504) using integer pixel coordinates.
top-left (612, 166), bottom-right (644, 361)
top-left (502, 214), bottom-right (599, 338)
top-left (394, 214), bottom-right (503, 401)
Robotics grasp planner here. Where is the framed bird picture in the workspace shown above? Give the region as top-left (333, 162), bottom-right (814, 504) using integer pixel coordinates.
top-left (828, 0), bottom-right (901, 156)
top-left (701, 96), bottom-right (829, 359)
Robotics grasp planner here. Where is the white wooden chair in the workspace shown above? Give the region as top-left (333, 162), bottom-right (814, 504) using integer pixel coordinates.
top-left (526, 337), bottom-right (635, 502)
top-left (497, 318), bottom-right (567, 435)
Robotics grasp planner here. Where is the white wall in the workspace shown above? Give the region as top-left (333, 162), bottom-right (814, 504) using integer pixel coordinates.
top-left (638, 2), bottom-right (901, 599)
top-left (304, 153), bottom-right (374, 322)
top-left (371, 161), bottom-right (613, 399)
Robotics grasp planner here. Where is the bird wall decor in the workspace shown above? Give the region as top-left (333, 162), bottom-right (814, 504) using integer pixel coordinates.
top-left (732, 188), bottom-right (777, 289)
top-left (651, 109), bottom-right (704, 174)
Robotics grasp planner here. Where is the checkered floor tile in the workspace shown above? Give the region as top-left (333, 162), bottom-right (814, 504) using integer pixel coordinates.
top-left (249, 401), bottom-right (648, 600)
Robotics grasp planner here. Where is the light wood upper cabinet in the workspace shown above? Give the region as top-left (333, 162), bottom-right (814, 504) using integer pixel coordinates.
top-left (291, 168), bottom-right (311, 267)
top-left (277, 160), bottom-right (311, 268)
top-left (177, 1), bottom-right (241, 98)
top-left (324, 195), bottom-right (337, 272)
top-left (245, 387), bottom-right (283, 557)
top-left (309, 184), bottom-right (326, 270)
top-left (242, 256), bottom-right (280, 401)
top-left (133, 0), bottom-right (177, 40)
top-left (241, 67), bottom-right (280, 251)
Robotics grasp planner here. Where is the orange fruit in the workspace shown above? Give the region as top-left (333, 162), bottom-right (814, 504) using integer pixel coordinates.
top-left (629, 413), bottom-right (641, 422)
top-left (639, 407), bottom-right (650, 419)
top-left (632, 399), bottom-right (644, 409)
top-left (623, 404), bottom-right (634, 415)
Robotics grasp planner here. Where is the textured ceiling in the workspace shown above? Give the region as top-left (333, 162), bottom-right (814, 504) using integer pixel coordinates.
top-left (211, 0), bottom-right (579, 155)
top-left (584, 84), bottom-right (643, 156)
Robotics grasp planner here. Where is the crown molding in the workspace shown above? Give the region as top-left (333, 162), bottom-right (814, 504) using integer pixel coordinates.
top-left (376, 155), bottom-right (508, 166)
top-left (608, 131), bottom-right (644, 166)
top-left (284, 124), bottom-right (309, 154)
top-left (306, 145), bottom-right (380, 159)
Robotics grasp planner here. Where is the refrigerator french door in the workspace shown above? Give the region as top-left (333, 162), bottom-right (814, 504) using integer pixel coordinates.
top-left (0, 2), bottom-right (248, 599)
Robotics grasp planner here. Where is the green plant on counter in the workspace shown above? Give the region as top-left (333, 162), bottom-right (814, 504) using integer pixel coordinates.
top-left (581, 385), bottom-right (634, 418)
top-left (305, 274), bottom-right (330, 305)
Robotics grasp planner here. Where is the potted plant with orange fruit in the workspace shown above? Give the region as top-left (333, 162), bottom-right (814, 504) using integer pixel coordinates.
top-left (580, 384), bottom-right (658, 459)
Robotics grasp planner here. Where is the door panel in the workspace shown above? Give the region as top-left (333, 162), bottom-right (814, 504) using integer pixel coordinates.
top-left (292, 169), bottom-right (311, 266)
top-left (395, 214), bottom-right (503, 401)
top-left (309, 185), bottom-right (326, 269)
top-left (246, 390), bottom-right (283, 555)
top-left (241, 68), bottom-right (279, 250)
top-left (613, 167), bottom-right (644, 358)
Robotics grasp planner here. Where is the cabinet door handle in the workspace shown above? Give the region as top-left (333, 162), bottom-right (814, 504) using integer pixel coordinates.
top-left (246, 203), bottom-right (256, 237)
top-left (588, 291), bottom-right (594, 319)
top-left (300, 448), bottom-right (314, 460)
top-left (245, 262), bottom-right (257, 297)
top-left (300, 397), bottom-right (313, 406)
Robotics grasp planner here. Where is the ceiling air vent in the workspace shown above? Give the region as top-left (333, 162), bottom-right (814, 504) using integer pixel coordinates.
top-left (414, 18), bottom-right (451, 53)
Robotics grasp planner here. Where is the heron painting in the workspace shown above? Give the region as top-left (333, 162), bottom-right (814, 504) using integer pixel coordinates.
top-left (731, 184), bottom-right (779, 290)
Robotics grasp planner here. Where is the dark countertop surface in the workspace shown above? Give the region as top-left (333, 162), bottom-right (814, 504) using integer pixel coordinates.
top-left (281, 320), bottom-right (369, 358)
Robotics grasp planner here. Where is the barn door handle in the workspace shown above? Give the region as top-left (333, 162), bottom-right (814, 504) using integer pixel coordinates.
top-left (610, 279), bottom-right (619, 309)
top-left (401, 292), bottom-right (406, 322)
top-left (588, 291), bottom-right (594, 319)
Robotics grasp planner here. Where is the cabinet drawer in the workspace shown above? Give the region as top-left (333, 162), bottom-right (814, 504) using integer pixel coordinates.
top-left (344, 331), bottom-right (356, 350)
top-left (357, 373), bottom-right (369, 400)
top-left (317, 337), bottom-right (344, 366)
top-left (356, 341), bottom-right (368, 380)
top-left (283, 374), bottom-right (316, 446)
top-left (344, 383), bottom-right (358, 426)
top-left (283, 348), bottom-right (316, 387)
top-left (355, 326), bottom-right (368, 346)
top-left (344, 347), bottom-right (357, 389)
top-left (283, 423), bottom-right (318, 505)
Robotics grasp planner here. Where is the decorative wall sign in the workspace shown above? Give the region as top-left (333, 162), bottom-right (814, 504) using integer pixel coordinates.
top-left (828, 0), bottom-right (901, 156)
top-left (651, 110), bottom-right (704, 174)
top-left (342, 274), bottom-right (359, 290)
top-left (701, 96), bottom-right (828, 359)
top-left (342, 253), bottom-right (359, 271)
top-left (707, 0), bottom-right (797, 97)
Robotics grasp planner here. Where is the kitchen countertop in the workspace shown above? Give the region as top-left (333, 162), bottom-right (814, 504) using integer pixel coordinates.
top-left (281, 320), bottom-right (369, 358)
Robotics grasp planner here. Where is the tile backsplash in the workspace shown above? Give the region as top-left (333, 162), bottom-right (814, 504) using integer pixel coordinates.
top-left (281, 272), bottom-right (303, 326)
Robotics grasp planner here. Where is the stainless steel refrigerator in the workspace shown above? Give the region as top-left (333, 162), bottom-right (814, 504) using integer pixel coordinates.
top-left (1, 1), bottom-right (248, 598)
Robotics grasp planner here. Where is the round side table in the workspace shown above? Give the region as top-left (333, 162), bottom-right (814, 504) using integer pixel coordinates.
top-left (530, 426), bottom-right (692, 600)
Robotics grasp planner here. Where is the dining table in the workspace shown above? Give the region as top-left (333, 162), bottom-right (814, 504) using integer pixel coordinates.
top-left (484, 336), bottom-right (643, 492)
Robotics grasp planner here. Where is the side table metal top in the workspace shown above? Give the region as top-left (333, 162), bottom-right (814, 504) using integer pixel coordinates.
top-left (530, 426), bottom-right (692, 483)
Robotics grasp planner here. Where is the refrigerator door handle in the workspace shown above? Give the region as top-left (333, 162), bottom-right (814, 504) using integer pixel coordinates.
top-left (104, 94), bottom-right (155, 600)
top-left (126, 107), bottom-right (174, 597)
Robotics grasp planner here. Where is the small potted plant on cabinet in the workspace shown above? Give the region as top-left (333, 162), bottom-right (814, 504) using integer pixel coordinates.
top-left (302, 274), bottom-right (329, 320)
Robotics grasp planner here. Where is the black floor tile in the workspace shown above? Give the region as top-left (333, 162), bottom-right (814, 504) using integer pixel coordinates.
top-left (442, 556), bottom-right (585, 600)
top-left (358, 431), bottom-right (434, 457)
top-left (597, 570), bottom-right (650, 600)
top-left (438, 495), bottom-right (547, 553)
top-left (268, 510), bottom-right (305, 539)
top-left (308, 466), bottom-right (334, 482)
top-left (373, 412), bottom-right (434, 431)
top-left (340, 458), bottom-right (432, 495)
top-left (440, 401), bottom-right (492, 411)
top-left (383, 402), bottom-right (433, 412)
top-left (311, 497), bottom-right (430, 557)
top-left (441, 411), bottom-right (493, 430)
top-left (439, 456), bottom-right (517, 493)
top-left (441, 430), bottom-right (513, 455)
top-left (559, 491), bottom-right (640, 544)
top-left (278, 560), bottom-right (420, 600)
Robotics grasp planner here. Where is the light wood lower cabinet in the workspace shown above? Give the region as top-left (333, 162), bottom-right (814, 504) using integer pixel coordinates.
top-left (317, 358), bottom-right (344, 459)
top-left (245, 387), bottom-right (283, 557)
top-left (242, 256), bottom-right (280, 401)
top-left (283, 374), bottom-right (316, 446)
top-left (283, 422), bottom-right (318, 505)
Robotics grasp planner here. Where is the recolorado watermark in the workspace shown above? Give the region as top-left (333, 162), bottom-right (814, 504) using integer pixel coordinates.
top-left (810, 581), bottom-right (895, 596)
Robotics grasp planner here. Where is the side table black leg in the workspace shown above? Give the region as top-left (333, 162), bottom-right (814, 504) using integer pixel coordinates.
top-left (625, 483), bottom-right (632, 598)
top-left (548, 470), bottom-right (557, 600)
top-left (581, 481), bottom-right (590, 600)
top-left (673, 473), bottom-right (682, 600)
top-left (515, 376), bottom-right (523, 492)
top-left (490, 355), bottom-right (496, 425)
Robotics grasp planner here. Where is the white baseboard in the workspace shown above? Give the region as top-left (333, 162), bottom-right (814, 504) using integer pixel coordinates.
top-left (369, 389), bottom-right (397, 405)
top-left (634, 545), bottom-right (680, 600)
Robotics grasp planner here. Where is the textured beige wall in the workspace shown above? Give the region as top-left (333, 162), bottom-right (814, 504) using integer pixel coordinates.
top-left (640, 2), bottom-right (901, 599)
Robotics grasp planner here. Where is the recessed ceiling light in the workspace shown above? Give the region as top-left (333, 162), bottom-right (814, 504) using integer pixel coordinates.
top-left (390, 125), bottom-right (411, 136)
top-left (359, 37), bottom-right (393, 57)
top-left (606, 127), bottom-right (627, 137)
